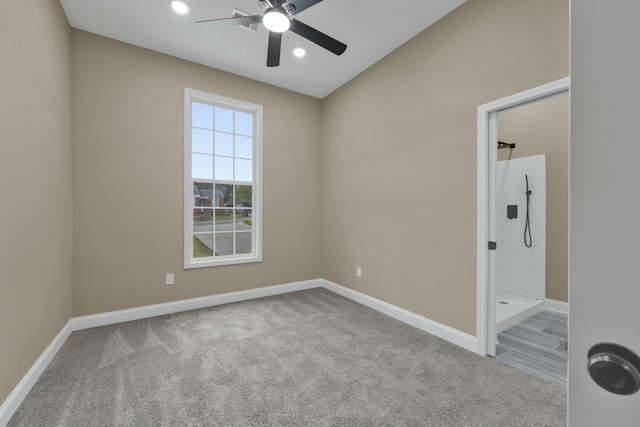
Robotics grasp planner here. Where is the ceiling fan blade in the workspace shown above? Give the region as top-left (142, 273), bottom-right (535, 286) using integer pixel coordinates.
top-left (267, 31), bottom-right (282, 67)
top-left (283, 0), bottom-right (324, 16)
top-left (195, 15), bottom-right (261, 29)
top-left (289, 19), bottom-right (346, 56)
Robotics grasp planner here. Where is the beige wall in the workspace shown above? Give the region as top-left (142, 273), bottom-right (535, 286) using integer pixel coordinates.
top-left (71, 31), bottom-right (322, 316)
top-left (0, 1), bottom-right (73, 403)
top-left (321, 0), bottom-right (569, 335)
top-left (0, 0), bottom-right (570, 404)
top-left (498, 92), bottom-right (569, 302)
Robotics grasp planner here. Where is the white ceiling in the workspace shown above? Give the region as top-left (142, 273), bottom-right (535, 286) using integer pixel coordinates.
top-left (59, 0), bottom-right (466, 99)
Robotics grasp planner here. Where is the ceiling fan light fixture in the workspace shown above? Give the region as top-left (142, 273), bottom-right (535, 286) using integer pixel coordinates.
top-left (263, 9), bottom-right (290, 33)
top-left (170, 1), bottom-right (189, 14)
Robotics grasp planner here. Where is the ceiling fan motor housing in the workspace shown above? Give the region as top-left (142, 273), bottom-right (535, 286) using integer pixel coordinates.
top-left (259, 0), bottom-right (296, 16)
top-left (197, 0), bottom-right (347, 67)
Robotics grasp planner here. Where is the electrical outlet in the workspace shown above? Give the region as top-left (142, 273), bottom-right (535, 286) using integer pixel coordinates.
top-left (165, 273), bottom-right (174, 285)
top-left (356, 267), bottom-right (362, 278)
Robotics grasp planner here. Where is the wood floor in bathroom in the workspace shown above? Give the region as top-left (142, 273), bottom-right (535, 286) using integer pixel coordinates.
top-left (495, 310), bottom-right (568, 385)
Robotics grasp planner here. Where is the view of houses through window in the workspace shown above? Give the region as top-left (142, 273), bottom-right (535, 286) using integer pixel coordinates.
top-left (185, 89), bottom-right (262, 268)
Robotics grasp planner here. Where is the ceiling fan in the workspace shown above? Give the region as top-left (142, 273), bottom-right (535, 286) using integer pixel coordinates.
top-left (195, 0), bottom-right (347, 67)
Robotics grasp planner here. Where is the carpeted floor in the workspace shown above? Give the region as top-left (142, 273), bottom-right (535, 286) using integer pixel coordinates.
top-left (8, 288), bottom-right (566, 426)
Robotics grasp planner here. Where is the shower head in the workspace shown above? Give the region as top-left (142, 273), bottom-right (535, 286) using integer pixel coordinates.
top-left (498, 141), bottom-right (516, 149)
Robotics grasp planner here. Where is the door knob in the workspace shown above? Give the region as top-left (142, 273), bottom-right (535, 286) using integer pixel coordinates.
top-left (588, 343), bottom-right (640, 395)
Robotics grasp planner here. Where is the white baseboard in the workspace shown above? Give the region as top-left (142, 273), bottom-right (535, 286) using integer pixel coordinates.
top-left (321, 280), bottom-right (478, 353)
top-left (0, 321), bottom-right (74, 427)
top-left (544, 298), bottom-right (569, 314)
top-left (1, 277), bottom-right (478, 424)
top-left (69, 279), bottom-right (322, 331)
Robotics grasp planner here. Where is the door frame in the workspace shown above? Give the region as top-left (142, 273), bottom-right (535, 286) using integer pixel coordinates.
top-left (476, 77), bottom-right (570, 356)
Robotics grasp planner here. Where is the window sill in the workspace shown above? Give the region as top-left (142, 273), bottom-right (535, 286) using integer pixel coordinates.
top-left (184, 254), bottom-right (262, 269)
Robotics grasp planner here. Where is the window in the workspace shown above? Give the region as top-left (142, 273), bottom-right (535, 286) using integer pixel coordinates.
top-left (184, 88), bottom-right (262, 268)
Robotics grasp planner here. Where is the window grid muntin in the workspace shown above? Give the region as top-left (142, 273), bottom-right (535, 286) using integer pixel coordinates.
top-left (193, 116), bottom-right (252, 255)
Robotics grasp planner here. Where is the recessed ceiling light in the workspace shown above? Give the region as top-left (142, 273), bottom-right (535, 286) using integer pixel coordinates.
top-left (171, 1), bottom-right (189, 14)
top-left (293, 48), bottom-right (306, 58)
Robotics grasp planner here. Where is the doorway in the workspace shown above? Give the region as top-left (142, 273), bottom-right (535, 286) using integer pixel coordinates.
top-left (493, 93), bottom-right (569, 384)
top-left (476, 78), bottom-right (570, 358)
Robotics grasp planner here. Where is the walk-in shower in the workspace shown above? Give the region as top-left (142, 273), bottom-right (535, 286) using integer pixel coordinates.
top-left (495, 154), bottom-right (546, 332)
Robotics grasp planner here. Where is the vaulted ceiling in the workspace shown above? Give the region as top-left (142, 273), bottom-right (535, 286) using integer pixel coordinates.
top-left (60, 0), bottom-right (467, 98)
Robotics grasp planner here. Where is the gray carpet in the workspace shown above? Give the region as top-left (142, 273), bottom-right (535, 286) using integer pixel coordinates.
top-left (8, 288), bottom-right (566, 426)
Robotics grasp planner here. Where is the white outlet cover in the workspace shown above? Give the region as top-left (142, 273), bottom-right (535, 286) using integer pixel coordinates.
top-left (166, 274), bottom-right (174, 285)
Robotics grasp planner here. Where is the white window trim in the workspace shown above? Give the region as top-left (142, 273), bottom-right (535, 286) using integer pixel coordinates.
top-left (184, 88), bottom-right (263, 269)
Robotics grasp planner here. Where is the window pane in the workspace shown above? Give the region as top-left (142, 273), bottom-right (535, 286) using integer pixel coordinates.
top-left (237, 211), bottom-right (252, 230)
top-left (235, 159), bottom-right (252, 182)
top-left (235, 185), bottom-right (252, 207)
top-left (235, 135), bottom-right (252, 159)
top-left (192, 128), bottom-right (213, 154)
top-left (214, 211), bottom-right (234, 232)
top-left (193, 182), bottom-right (213, 205)
top-left (214, 184), bottom-right (232, 231)
top-left (215, 233), bottom-right (233, 256)
top-left (215, 156), bottom-right (233, 181)
top-left (236, 232), bottom-right (252, 255)
top-left (192, 102), bottom-right (213, 129)
top-left (193, 183), bottom-right (214, 232)
top-left (193, 209), bottom-right (213, 233)
top-left (215, 184), bottom-right (233, 207)
top-left (193, 234), bottom-right (213, 258)
top-left (235, 111), bottom-right (253, 136)
top-left (215, 107), bottom-right (233, 133)
top-left (192, 154), bottom-right (213, 179)
top-left (215, 132), bottom-right (233, 156)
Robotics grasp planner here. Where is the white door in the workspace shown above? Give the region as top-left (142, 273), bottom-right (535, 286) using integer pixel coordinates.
top-left (569, 1), bottom-right (640, 425)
